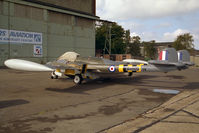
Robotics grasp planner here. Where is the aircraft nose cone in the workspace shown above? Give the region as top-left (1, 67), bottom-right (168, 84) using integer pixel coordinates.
top-left (4, 59), bottom-right (14, 68)
top-left (4, 59), bottom-right (53, 71)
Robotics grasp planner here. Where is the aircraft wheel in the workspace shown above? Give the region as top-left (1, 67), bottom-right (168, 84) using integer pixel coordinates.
top-left (74, 74), bottom-right (83, 84)
top-left (51, 75), bottom-right (58, 79)
top-left (51, 72), bottom-right (58, 79)
top-left (128, 72), bottom-right (133, 76)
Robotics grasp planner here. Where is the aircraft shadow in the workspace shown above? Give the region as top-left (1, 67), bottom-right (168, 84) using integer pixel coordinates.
top-left (46, 76), bottom-right (197, 94)
top-left (0, 99), bottom-right (29, 109)
top-left (166, 75), bottom-right (185, 79)
top-left (183, 82), bottom-right (199, 89)
top-left (45, 75), bottom-right (157, 94)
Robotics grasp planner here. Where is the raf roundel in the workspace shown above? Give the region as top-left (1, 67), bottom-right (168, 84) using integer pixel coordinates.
top-left (108, 65), bottom-right (116, 72)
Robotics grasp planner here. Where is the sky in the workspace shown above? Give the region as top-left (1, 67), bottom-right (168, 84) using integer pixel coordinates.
top-left (96, 0), bottom-right (199, 49)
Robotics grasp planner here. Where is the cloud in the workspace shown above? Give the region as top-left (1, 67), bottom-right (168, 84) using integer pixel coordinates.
top-left (130, 32), bottom-right (139, 37)
top-left (155, 22), bottom-right (172, 29)
top-left (118, 21), bottom-right (144, 31)
top-left (130, 29), bottom-right (191, 42)
top-left (130, 31), bottom-right (160, 42)
top-left (97, 0), bottom-right (199, 20)
top-left (163, 29), bottom-right (189, 41)
top-left (163, 29), bottom-right (199, 49)
top-left (193, 34), bottom-right (199, 49)
top-left (141, 32), bottom-right (159, 41)
top-left (96, 0), bottom-right (199, 49)
top-left (96, 0), bottom-right (105, 13)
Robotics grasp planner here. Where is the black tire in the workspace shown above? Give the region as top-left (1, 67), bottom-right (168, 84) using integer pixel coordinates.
top-left (51, 71), bottom-right (58, 79)
top-left (74, 74), bottom-right (83, 84)
top-left (51, 75), bottom-right (58, 79)
top-left (128, 72), bottom-right (133, 76)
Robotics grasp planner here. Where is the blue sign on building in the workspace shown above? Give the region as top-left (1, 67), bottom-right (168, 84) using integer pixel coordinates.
top-left (0, 28), bottom-right (42, 44)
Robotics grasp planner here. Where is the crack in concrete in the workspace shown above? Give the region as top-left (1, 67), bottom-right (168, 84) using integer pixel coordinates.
top-left (182, 110), bottom-right (199, 119)
top-left (161, 120), bottom-right (199, 124)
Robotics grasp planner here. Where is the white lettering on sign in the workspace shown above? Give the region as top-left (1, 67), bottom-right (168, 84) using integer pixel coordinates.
top-left (0, 28), bottom-right (42, 44)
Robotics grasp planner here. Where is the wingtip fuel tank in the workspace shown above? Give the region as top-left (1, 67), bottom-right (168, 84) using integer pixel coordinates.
top-left (4, 59), bottom-right (53, 71)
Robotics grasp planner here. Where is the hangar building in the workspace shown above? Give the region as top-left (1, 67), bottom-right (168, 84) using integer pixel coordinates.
top-left (0, 0), bottom-right (98, 66)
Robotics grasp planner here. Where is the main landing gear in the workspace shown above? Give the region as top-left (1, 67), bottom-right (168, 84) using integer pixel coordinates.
top-left (73, 74), bottom-right (83, 84)
top-left (51, 71), bottom-right (83, 84)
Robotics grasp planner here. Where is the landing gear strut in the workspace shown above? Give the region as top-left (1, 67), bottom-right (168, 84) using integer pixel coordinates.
top-left (73, 74), bottom-right (83, 84)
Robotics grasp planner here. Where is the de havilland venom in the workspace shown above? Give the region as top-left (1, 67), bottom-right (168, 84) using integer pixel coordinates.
top-left (4, 48), bottom-right (193, 84)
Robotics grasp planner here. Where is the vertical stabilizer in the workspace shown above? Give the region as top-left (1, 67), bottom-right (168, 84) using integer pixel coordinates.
top-left (177, 50), bottom-right (190, 62)
top-left (158, 48), bottom-right (178, 62)
top-left (177, 50), bottom-right (194, 66)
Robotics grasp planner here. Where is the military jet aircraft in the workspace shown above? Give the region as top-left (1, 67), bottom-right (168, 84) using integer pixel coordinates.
top-left (4, 48), bottom-right (193, 84)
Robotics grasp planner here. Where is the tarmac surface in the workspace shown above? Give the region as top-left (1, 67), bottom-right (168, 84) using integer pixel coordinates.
top-left (105, 88), bottom-right (199, 133)
top-left (0, 67), bottom-right (199, 133)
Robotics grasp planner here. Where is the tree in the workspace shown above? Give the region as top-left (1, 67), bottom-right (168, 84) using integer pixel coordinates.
top-left (128, 36), bottom-right (141, 56)
top-left (172, 33), bottom-right (194, 51)
top-left (111, 23), bottom-right (126, 54)
top-left (124, 30), bottom-right (131, 53)
top-left (96, 23), bottom-right (107, 52)
top-left (95, 22), bottom-right (126, 54)
top-left (143, 40), bottom-right (157, 59)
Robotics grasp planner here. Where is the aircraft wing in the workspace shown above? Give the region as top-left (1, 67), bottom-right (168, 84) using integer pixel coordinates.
top-left (46, 60), bottom-right (81, 70)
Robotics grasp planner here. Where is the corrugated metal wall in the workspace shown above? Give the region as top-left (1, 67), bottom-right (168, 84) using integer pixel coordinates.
top-left (0, 0), bottom-right (96, 66)
top-left (33, 0), bottom-right (95, 15)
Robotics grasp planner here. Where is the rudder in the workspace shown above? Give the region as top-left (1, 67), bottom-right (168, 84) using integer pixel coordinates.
top-left (177, 50), bottom-right (194, 66)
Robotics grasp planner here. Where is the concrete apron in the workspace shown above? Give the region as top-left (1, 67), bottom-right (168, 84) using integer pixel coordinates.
top-left (104, 89), bottom-right (199, 133)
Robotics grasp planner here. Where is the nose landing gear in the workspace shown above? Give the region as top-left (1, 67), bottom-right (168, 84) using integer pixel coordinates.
top-left (51, 71), bottom-right (58, 79)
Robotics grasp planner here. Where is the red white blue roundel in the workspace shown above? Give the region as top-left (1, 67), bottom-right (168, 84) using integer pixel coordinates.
top-left (108, 65), bottom-right (116, 72)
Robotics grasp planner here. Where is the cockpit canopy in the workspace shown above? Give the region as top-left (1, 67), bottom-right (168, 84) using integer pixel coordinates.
top-left (58, 52), bottom-right (80, 62)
